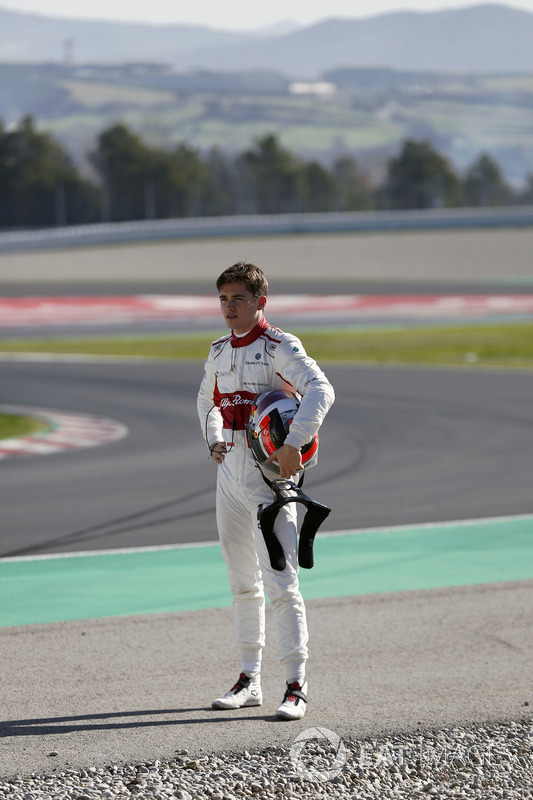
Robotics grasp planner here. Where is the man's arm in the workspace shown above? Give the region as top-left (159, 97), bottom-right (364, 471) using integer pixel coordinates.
top-left (197, 349), bottom-right (224, 452)
top-left (277, 335), bottom-right (335, 451)
top-left (265, 334), bottom-right (335, 478)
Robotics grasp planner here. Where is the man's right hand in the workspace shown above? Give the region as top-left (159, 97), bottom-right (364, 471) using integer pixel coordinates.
top-left (210, 442), bottom-right (227, 464)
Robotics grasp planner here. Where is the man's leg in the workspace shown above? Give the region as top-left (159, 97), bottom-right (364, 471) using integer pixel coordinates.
top-left (213, 467), bottom-right (265, 708)
top-left (252, 502), bottom-right (309, 718)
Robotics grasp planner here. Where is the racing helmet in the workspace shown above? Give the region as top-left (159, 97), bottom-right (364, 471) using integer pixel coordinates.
top-left (246, 389), bottom-right (319, 475)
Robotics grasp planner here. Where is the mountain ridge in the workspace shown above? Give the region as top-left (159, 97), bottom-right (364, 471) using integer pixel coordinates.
top-left (1, 4), bottom-right (533, 74)
top-left (183, 4), bottom-right (533, 76)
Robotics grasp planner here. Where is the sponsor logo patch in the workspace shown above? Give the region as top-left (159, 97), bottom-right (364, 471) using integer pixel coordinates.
top-left (219, 394), bottom-right (255, 409)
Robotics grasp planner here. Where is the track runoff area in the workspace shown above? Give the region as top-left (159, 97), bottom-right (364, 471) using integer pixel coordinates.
top-left (0, 513), bottom-right (531, 627)
top-left (1, 291), bottom-right (532, 627)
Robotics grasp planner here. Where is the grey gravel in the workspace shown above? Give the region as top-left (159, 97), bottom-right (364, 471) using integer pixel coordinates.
top-left (1, 720), bottom-right (531, 799)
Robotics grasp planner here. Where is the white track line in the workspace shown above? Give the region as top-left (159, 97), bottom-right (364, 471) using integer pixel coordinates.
top-left (2, 513), bottom-right (531, 562)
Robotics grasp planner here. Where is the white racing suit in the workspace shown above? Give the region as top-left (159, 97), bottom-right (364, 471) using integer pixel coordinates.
top-left (197, 317), bottom-right (335, 678)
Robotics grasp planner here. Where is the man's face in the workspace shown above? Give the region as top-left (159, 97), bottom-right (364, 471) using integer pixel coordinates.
top-left (218, 281), bottom-right (266, 335)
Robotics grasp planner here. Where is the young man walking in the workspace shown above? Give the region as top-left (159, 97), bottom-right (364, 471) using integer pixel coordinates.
top-left (197, 261), bottom-right (334, 719)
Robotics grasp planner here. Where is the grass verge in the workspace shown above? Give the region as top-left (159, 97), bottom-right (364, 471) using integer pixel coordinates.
top-left (0, 413), bottom-right (50, 440)
top-left (0, 322), bottom-right (532, 368)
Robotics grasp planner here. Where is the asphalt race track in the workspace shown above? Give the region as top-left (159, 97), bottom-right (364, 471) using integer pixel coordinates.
top-left (1, 359), bottom-right (533, 558)
top-left (1, 229), bottom-right (532, 779)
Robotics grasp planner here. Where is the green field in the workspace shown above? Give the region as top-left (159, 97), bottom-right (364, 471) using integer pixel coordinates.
top-left (46, 91), bottom-right (403, 154)
top-left (4, 60), bottom-right (533, 184)
top-left (0, 412), bottom-right (49, 440)
top-left (2, 322), bottom-right (532, 368)
top-left (57, 80), bottom-right (176, 109)
top-left (37, 77), bottom-right (533, 181)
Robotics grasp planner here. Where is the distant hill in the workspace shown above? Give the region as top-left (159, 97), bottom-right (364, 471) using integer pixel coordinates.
top-left (1, 4), bottom-right (533, 75)
top-left (186, 5), bottom-right (533, 76)
top-left (0, 6), bottom-right (248, 63)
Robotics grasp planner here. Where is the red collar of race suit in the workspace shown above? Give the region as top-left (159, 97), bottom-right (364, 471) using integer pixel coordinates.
top-left (231, 316), bottom-right (269, 348)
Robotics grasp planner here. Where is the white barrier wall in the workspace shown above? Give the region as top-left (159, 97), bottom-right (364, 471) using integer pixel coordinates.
top-left (1, 207), bottom-right (532, 253)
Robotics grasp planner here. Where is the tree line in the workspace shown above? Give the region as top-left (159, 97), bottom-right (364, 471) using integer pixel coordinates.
top-left (1, 115), bottom-right (532, 230)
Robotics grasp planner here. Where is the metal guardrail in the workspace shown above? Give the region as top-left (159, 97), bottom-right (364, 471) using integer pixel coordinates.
top-left (0, 207), bottom-right (532, 253)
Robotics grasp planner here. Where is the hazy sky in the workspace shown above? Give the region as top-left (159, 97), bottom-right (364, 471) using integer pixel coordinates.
top-left (3, 0), bottom-right (533, 30)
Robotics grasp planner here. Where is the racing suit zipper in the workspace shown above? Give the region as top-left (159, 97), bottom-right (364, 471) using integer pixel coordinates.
top-left (224, 345), bottom-right (239, 454)
top-left (232, 345), bottom-right (247, 478)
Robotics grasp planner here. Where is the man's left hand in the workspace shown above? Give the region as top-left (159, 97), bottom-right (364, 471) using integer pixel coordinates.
top-left (265, 444), bottom-right (302, 479)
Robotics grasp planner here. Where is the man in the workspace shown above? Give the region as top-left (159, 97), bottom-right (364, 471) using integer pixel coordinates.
top-left (197, 261), bottom-right (334, 719)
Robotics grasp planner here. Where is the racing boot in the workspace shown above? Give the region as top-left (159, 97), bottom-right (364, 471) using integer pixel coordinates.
top-left (212, 673), bottom-right (262, 709)
top-left (275, 680), bottom-right (308, 720)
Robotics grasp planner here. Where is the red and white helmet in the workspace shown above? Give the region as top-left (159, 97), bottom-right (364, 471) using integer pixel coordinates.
top-left (246, 389), bottom-right (319, 475)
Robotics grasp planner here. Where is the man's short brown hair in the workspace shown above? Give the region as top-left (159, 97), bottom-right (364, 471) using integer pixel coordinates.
top-left (216, 261), bottom-right (268, 297)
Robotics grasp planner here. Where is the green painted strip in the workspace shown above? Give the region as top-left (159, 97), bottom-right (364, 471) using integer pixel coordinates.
top-left (0, 516), bottom-right (531, 628)
top-left (302, 515), bottom-right (533, 601)
top-left (0, 546), bottom-right (228, 628)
